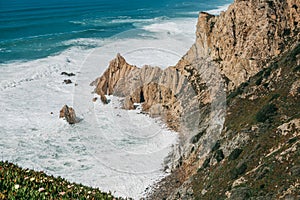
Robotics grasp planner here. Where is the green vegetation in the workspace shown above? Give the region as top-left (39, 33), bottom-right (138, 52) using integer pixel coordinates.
top-left (255, 103), bottom-right (278, 122)
top-left (191, 43), bottom-right (300, 199)
top-left (269, 93), bottom-right (280, 102)
top-left (293, 65), bottom-right (300, 72)
top-left (255, 76), bottom-right (263, 86)
top-left (214, 149), bottom-right (224, 163)
top-left (0, 161), bottom-right (122, 200)
top-left (211, 140), bottom-right (220, 152)
top-left (227, 81), bottom-right (249, 100)
top-left (230, 163), bottom-right (247, 179)
top-left (228, 148), bottom-right (243, 161)
top-left (201, 157), bottom-right (211, 169)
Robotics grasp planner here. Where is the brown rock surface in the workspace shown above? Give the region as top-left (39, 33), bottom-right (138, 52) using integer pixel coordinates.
top-left (91, 54), bottom-right (197, 131)
top-left (59, 105), bottom-right (78, 124)
top-left (92, 97), bottom-right (97, 102)
top-left (93, 0), bottom-right (299, 129)
top-left (289, 80), bottom-right (300, 97)
top-left (91, 0), bottom-right (300, 198)
top-left (176, 0), bottom-right (300, 90)
top-left (92, 0), bottom-right (299, 162)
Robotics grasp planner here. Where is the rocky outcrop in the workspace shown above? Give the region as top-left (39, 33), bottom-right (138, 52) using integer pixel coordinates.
top-left (176, 0), bottom-right (299, 90)
top-left (91, 53), bottom-right (200, 131)
top-left (93, 0), bottom-right (299, 125)
top-left (91, 53), bottom-right (137, 104)
top-left (152, 42), bottom-right (300, 200)
top-left (61, 72), bottom-right (75, 77)
top-left (63, 79), bottom-right (72, 84)
top-left (92, 0), bottom-right (299, 199)
top-left (59, 105), bottom-right (79, 124)
top-left (289, 79), bottom-right (300, 97)
top-left (166, 0), bottom-right (300, 185)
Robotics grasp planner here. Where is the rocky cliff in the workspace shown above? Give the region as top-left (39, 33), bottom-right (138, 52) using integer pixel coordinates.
top-left (177, 0), bottom-right (299, 90)
top-left (161, 42), bottom-right (300, 200)
top-left (91, 53), bottom-right (200, 132)
top-left (92, 0), bottom-right (299, 199)
top-left (147, 0), bottom-right (300, 199)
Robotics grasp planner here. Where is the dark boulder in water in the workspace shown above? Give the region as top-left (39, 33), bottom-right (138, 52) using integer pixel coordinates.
top-left (61, 72), bottom-right (75, 76)
top-left (63, 79), bottom-right (72, 84)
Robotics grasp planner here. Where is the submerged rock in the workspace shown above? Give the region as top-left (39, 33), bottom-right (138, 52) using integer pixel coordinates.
top-left (63, 79), bottom-right (72, 84)
top-left (59, 105), bottom-right (79, 124)
top-left (92, 97), bottom-right (97, 102)
top-left (61, 72), bottom-right (75, 76)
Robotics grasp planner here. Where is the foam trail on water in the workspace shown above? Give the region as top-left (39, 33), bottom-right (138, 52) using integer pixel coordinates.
top-left (205, 4), bottom-right (231, 15)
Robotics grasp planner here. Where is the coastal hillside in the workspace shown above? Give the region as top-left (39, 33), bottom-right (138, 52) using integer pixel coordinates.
top-left (149, 0), bottom-right (300, 199)
top-left (0, 161), bottom-right (120, 199)
top-left (162, 41), bottom-right (300, 200)
top-left (1, 0), bottom-right (298, 199)
top-left (92, 0), bottom-right (299, 199)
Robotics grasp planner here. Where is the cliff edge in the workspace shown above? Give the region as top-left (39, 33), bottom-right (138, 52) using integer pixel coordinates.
top-left (92, 0), bottom-right (299, 199)
top-left (177, 0), bottom-right (299, 90)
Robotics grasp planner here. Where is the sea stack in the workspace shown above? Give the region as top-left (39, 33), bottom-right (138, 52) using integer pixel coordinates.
top-left (59, 105), bottom-right (79, 124)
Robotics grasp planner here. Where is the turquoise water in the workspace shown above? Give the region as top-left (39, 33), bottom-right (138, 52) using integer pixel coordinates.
top-left (0, 0), bottom-right (232, 63)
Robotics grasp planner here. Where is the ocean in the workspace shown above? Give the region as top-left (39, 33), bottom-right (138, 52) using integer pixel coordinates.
top-left (0, 0), bottom-right (232, 198)
top-left (0, 0), bottom-right (231, 63)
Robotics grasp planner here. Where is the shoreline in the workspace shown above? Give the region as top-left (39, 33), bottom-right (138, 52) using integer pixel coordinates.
top-left (1, 0), bottom-right (299, 199)
top-left (0, 18), bottom-right (197, 199)
top-left (0, 3), bottom-right (232, 199)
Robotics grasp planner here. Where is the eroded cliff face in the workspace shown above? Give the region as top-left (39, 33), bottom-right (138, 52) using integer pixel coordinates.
top-left (91, 53), bottom-right (138, 104)
top-left (92, 0), bottom-right (299, 199)
top-left (91, 53), bottom-right (201, 132)
top-left (177, 0), bottom-right (300, 90)
top-left (93, 0), bottom-right (299, 119)
top-left (150, 0), bottom-right (300, 199)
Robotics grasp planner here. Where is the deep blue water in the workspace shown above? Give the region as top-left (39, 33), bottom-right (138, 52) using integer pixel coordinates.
top-left (0, 0), bottom-right (232, 63)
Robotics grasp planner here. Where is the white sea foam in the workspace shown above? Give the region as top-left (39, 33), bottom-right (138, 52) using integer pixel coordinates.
top-left (62, 38), bottom-right (105, 47)
top-left (110, 18), bottom-right (154, 24)
top-left (0, 17), bottom-right (196, 199)
top-left (177, 3), bottom-right (230, 16)
top-left (205, 4), bottom-right (231, 15)
top-left (142, 18), bottom-right (197, 36)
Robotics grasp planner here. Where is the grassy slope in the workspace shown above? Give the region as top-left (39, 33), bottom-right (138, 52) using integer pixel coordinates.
top-left (0, 161), bottom-right (123, 200)
top-left (192, 44), bottom-right (300, 199)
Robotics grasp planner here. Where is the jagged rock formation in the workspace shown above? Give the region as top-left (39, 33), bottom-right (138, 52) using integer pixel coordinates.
top-left (148, 0), bottom-right (299, 199)
top-left (59, 105), bottom-right (79, 124)
top-left (91, 53), bottom-right (200, 131)
top-left (92, 0), bottom-right (299, 199)
top-left (91, 53), bottom-right (137, 104)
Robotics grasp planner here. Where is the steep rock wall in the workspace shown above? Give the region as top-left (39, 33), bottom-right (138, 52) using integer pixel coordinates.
top-left (92, 0), bottom-right (299, 198)
top-left (176, 0), bottom-right (300, 90)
